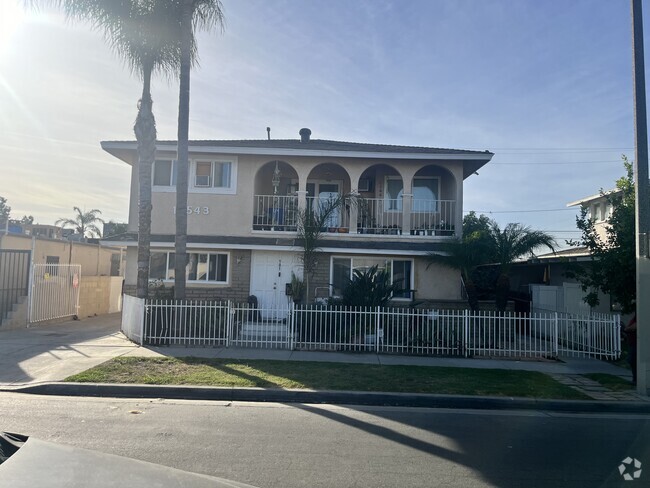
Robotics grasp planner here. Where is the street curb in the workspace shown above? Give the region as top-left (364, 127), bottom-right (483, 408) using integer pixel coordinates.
top-left (6, 382), bottom-right (650, 413)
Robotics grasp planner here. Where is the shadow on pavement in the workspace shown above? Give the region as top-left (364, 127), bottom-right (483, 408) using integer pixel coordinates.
top-left (292, 403), bottom-right (650, 488)
top-left (0, 313), bottom-right (133, 385)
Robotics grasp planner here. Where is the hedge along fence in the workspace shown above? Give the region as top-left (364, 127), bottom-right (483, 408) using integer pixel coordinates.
top-left (122, 297), bottom-right (621, 360)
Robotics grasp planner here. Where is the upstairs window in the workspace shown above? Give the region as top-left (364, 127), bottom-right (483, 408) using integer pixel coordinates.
top-left (384, 177), bottom-right (439, 212)
top-left (153, 160), bottom-right (177, 187)
top-left (194, 161), bottom-right (232, 189)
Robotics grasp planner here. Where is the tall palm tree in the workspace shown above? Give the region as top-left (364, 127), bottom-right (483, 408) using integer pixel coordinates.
top-left (174, 0), bottom-right (224, 299)
top-left (31, 1), bottom-right (182, 298)
top-left (55, 207), bottom-right (104, 239)
top-left (489, 222), bottom-right (556, 311)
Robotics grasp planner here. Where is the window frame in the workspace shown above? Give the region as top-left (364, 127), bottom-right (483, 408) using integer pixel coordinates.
top-left (152, 159), bottom-right (177, 192)
top-left (148, 250), bottom-right (231, 284)
top-left (190, 158), bottom-right (237, 194)
top-left (383, 176), bottom-right (440, 213)
top-left (329, 255), bottom-right (414, 301)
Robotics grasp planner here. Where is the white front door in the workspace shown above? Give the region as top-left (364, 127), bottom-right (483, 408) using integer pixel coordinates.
top-left (250, 251), bottom-right (302, 318)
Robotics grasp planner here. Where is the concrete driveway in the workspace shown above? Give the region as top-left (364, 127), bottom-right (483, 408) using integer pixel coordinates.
top-left (0, 313), bottom-right (138, 386)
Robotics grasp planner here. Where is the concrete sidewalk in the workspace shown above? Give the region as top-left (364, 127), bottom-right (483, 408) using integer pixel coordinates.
top-left (0, 313), bottom-right (139, 386)
top-left (0, 313), bottom-right (645, 404)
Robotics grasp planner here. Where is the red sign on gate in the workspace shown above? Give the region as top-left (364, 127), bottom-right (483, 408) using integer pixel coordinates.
top-left (72, 273), bottom-right (79, 289)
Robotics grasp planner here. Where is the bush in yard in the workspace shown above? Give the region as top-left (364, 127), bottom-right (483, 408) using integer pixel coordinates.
top-left (337, 265), bottom-right (400, 307)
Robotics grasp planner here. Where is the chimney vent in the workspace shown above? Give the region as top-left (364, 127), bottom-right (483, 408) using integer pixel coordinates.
top-left (299, 128), bottom-right (311, 143)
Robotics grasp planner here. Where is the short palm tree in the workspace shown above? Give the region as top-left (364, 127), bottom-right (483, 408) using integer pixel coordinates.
top-left (427, 229), bottom-right (494, 311)
top-left (31, 0), bottom-right (183, 298)
top-left (489, 222), bottom-right (556, 311)
top-left (174, 0), bottom-right (225, 299)
top-left (297, 193), bottom-right (357, 303)
top-left (55, 207), bottom-right (104, 239)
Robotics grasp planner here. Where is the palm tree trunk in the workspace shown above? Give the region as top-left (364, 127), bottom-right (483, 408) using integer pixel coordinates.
top-left (464, 275), bottom-right (479, 312)
top-left (174, 0), bottom-right (193, 300)
top-left (134, 66), bottom-right (156, 299)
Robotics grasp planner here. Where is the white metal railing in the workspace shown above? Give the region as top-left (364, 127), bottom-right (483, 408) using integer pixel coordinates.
top-left (357, 198), bottom-right (404, 234)
top-left (410, 199), bottom-right (456, 236)
top-left (29, 264), bottom-right (81, 323)
top-left (143, 299), bottom-right (230, 346)
top-left (253, 195), bottom-right (299, 232)
top-left (135, 300), bottom-right (621, 359)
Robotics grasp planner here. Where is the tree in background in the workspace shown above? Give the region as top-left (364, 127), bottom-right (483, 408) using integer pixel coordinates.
top-left (0, 196), bottom-right (11, 227)
top-left (55, 207), bottom-right (104, 239)
top-left (103, 221), bottom-right (128, 237)
top-left (174, 0), bottom-right (225, 300)
top-left (427, 211), bottom-right (495, 311)
top-left (489, 222), bottom-right (556, 312)
top-left (566, 157), bottom-right (636, 313)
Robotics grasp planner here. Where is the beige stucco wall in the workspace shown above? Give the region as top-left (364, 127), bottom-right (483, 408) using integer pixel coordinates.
top-left (414, 258), bottom-right (462, 301)
top-left (126, 149), bottom-right (467, 237)
top-left (77, 276), bottom-right (123, 318)
top-left (0, 234), bottom-right (120, 277)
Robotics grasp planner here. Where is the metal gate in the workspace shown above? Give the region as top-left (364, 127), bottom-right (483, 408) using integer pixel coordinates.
top-left (30, 264), bottom-right (81, 323)
top-left (0, 250), bottom-right (31, 323)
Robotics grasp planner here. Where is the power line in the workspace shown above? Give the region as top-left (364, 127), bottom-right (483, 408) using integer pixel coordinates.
top-left (490, 160), bottom-right (621, 165)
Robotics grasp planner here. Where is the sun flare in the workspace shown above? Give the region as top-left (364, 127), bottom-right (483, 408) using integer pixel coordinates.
top-left (0, 2), bottom-right (26, 52)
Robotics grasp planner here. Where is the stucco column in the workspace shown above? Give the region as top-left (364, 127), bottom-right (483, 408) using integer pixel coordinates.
top-left (349, 192), bottom-right (359, 234)
top-left (401, 193), bottom-right (413, 235)
top-left (455, 173), bottom-right (464, 238)
top-left (296, 190), bottom-right (307, 211)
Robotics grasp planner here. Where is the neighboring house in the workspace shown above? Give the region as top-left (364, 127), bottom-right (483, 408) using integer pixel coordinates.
top-left (0, 232), bottom-right (125, 327)
top-left (508, 247), bottom-right (612, 315)
top-left (507, 188), bottom-right (624, 316)
top-left (101, 128), bottom-right (493, 311)
top-left (566, 190), bottom-right (617, 242)
top-left (2, 223), bottom-right (66, 239)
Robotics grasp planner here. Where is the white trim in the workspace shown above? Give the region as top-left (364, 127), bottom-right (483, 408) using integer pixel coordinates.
top-left (105, 240), bottom-right (435, 256)
top-left (102, 141), bottom-right (493, 162)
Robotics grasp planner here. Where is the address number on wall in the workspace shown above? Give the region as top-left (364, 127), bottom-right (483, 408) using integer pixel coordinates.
top-left (173, 206), bottom-right (210, 215)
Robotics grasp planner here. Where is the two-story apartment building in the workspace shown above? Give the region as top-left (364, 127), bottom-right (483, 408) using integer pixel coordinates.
top-left (101, 129), bottom-right (493, 311)
top-left (566, 190), bottom-right (617, 242)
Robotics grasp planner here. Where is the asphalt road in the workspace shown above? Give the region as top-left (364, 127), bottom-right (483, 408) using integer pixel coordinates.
top-left (1, 392), bottom-right (648, 488)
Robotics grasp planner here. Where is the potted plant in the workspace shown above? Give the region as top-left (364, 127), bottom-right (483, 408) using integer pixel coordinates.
top-left (288, 272), bottom-right (306, 304)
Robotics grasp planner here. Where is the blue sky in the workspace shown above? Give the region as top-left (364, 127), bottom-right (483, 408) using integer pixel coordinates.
top-left (0, 0), bottom-right (642, 245)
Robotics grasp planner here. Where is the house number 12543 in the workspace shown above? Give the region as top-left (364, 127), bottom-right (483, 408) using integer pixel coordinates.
top-left (173, 206), bottom-right (210, 215)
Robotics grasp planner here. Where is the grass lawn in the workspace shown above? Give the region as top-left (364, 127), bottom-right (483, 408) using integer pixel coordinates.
top-left (583, 373), bottom-right (635, 391)
top-left (66, 357), bottom-right (590, 400)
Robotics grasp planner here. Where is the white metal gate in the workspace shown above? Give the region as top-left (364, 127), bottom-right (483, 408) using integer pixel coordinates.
top-left (30, 264), bottom-right (81, 323)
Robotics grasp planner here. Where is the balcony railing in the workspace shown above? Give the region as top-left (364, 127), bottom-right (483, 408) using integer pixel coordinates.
top-left (252, 194), bottom-right (457, 237)
top-left (252, 195), bottom-right (299, 231)
top-left (357, 197), bottom-right (403, 234)
top-left (410, 199), bottom-right (456, 236)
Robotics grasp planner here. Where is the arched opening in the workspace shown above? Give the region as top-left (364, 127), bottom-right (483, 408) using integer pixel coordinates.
top-left (253, 161), bottom-right (299, 231)
top-left (305, 163), bottom-right (352, 232)
top-left (357, 164), bottom-right (404, 234)
top-left (410, 165), bottom-right (458, 235)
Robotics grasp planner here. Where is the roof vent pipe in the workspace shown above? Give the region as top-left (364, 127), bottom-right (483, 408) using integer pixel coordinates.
top-left (299, 128), bottom-right (311, 143)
